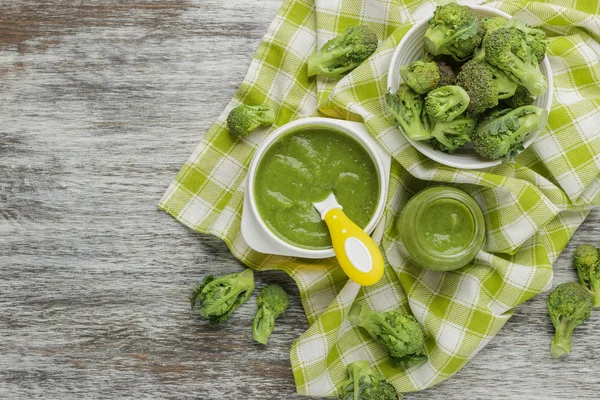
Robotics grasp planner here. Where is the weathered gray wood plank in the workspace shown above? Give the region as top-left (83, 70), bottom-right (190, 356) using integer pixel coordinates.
top-left (0, 1), bottom-right (599, 399)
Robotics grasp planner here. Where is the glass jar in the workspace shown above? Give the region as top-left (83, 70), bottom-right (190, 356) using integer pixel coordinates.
top-left (398, 186), bottom-right (485, 272)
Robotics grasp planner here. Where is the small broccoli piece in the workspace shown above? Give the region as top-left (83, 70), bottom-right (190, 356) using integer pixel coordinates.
top-left (307, 25), bottom-right (378, 77)
top-left (338, 360), bottom-right (401, 400)
top-left (502, 85), bottom-right (534, 108)
top-left (472, 105), bottom-right (547, 161)
top-left (435, 60), bottom-right (456, 87)
top-left (424, 85), bottom-right (470, 122)
top-left (429, 117), bottom-right (476, 153)
top-left (190, 268), bottom-right (255, 324)
top-left (227, 104), bottom-right (275, 137)
top-left (385, 86), bottom-right (431, 141)
top-left (456, 60), bottom-right (499, 114)
top-left (348, 303), bottom-right (427, 369)
top-left (252, 284), bottom-right (290, 344)
top-left (490, 66), bottom-right (518, 99)
top-left (484, 16), bottom-right (508, 34)
top-left (505, 18), bottom-right (547, 63)
top-left (484, 27), bottom-right (548, 96)
top-left (573, 244), bottom-right (600, 308)
top-left (547, 282), bottom-right (592, 358)
top-left (424, 3), bottom-right (484, 61)
top-left (399, 61), bottom-right (440, 94)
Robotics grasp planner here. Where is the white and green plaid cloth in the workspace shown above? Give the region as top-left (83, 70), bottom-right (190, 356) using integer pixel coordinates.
top-left (159, 0), bottom-right (600, 396)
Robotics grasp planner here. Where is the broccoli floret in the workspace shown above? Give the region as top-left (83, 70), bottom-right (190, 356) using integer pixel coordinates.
top-left (505, 18), bottom-right (547, 63)
top-left (385, 86), bottom-right (431, 141)
top-left (190, 268), bottom-right (255, 324)
top-left (307, 25), bottom-right (378, 77)
top-left (472, 105), bottom-right (547, 161)
top-left (424, 85), bottom-right (470, 122)
top-left (484, 16), bottom-right (508, 34)
top-left (484, 27), bottom-right (548, 96)
top-left (490, 66), bottom-right (518, 99)
top-left (227, 104), bottom-right (275, 137)
top-left (338, 361), bottom-right (401, 400)
top-left (573, 244), bottom-right (600, 308)
top-left (456, 60), bottom-right (499, 114)
top-left (435, 60), bottom-right (456, 87)
top-left (502, 85), bottom-right (534, 109)
top-left (424, 3), bottom-right (484, 61)
top-left (547, 282), bottom-right (592, 358)
top-left (348, 303), bottom-right (427, 368)
top-left (429, 117), bottom-right (476, 153)
top-left (399, 61), bottom-right (440, 94)
top-left (252, 284), bottom-right (290, 344)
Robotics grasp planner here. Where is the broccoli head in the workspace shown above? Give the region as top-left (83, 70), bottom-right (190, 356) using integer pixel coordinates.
top-left (424, 3), bottom-right (484, 61)
top-left (502, 85), bottom-right (534, 109)
top-left (252, 284), bottom-right (290, 344)
top-left (348, 303), bottom-right (427, 369)
top-left (435, 60), bottom-right (456, 87)
top-left (399, 61), bottom-right (440, 94)
top-left (573, 244), bottom-right (600, 308)
top-left (227, 104), bottom-right (275, 137)
top-left (505, 18), bottom-right (547, 63)
top-left (430, 117), bottom-right (476, 153)
top-left (385, 86), bottom-right (431, 141)
top-left (190, 268), bottom-right (255, 324)
top-left (307, 25), bottom-right (378, 77)
top-left (424, 85), bottom-right (470, 122)
top-left (484, 16), bottom-right (508, 34)
top-left (547, 282), bottom-right (592, 358)
top-left (338, 361), bottom-right (401, 400)
top-left (472, 105), bottom-right (547, 161)
top-left (490, 66), bottom-right (518, 99)
top-left (456, 60), bottom-right (499, 114)
top-left (484, 27), bottom-right (548, 96)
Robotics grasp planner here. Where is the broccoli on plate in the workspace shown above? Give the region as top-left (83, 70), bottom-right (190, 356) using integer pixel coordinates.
top-left (547, 282), bottom-right (593, 358)
top-left (338, 360), bottom-right (401, 400)
top-left (505, 18), bottom-right (547, 64)
top-left (573, 244), bottom-right (600, 308)
top-left (424, 3), bottom-right (484, 61)
top-left (424, 85), bottom-right (470, 122)
top-left (227, 104), bottom-right (275, 137)
top-left (471, 105), bottom-right (547, 161)
top-left (307, 25), bottom-right (378, 77)
top-left (435, 60), bottom-right (456, 87)
top-left (385, 86), bottom-right (431, 141)
top-left (502, 85), bottom-right (534, 109)
top-left (399, 60), bottom-right (440, 94)
top-left (190, 268), bottom-right (255, 324)
top-left (252, 284), bottom-right (290, 344)
top-left (429, 117), bottom-right (476, 154)
top-left (348, 303), bottom-right (428, 368)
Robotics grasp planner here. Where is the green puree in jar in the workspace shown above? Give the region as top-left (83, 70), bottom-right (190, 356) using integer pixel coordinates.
top-left (417, 199), bottom-right (475, 254)
top-left (254, 128), bottom-right (379, 249)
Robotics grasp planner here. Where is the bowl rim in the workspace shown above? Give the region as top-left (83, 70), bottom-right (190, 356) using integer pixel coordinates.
top-left (386, 5), bottom-right (554, 170)
top-left (246, 117), bottom-right (388, 258)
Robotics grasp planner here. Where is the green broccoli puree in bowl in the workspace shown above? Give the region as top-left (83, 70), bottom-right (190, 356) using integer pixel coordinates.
top-left (254, 128), bottom-right (380, 249)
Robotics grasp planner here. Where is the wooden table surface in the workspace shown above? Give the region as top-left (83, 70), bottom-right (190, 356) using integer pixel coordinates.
top-left (1, 1), bottom-right (599, 399)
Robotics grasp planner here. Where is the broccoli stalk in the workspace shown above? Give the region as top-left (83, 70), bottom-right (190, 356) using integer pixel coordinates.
top-left (385, 86), bottom-right (431, 141)
top-left (423, 3), bottom-right (484, 61)
top-left (399, 61), bottom-right (440, 94)
top-left (573, 244), bottom-right (600, 308)
top-left (190, 268), bottom-right (255, 324)
top-left (424, 85), bottom-right (470, 122)
top-left (484, 28), bottom-right (548, 96)
top-left (348, 303), bottom-right (427, 368)
top-left (472, 105), bottom-right (548, 161)
top-left (227, 104), bottom-right (275, 137)
top-left (338, 361), bottom-right (401, 400)
top-left (430, 117), bottom-right (476, 153)
top-left (307, 25), bottom-right (378, 77)
top-left (547, 282), bottom-right (592, 358)
top-left (252, 284), bottom-right (290, 344)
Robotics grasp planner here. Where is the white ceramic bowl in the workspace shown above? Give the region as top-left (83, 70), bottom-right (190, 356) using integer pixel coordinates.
top-left (387, 5), bottom-right (553, 169)
top-left (245, 117), bottom-right (388, 258)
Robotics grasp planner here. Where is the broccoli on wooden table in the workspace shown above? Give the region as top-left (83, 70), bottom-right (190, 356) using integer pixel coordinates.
top-left (252, 284), bottom-right (289, 344)
top-left (573, 244), bottom-right (600, 308)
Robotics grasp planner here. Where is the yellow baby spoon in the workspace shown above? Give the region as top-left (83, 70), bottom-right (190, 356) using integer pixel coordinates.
top-left (313, 193), bottom-right (384, 286)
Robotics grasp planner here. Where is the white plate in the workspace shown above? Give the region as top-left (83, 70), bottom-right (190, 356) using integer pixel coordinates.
top-left (387, 5), bottom-right (554, 170)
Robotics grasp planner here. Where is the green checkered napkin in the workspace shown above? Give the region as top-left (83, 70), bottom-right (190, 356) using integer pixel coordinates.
top-left (160, 0), bottom-right (600, 396)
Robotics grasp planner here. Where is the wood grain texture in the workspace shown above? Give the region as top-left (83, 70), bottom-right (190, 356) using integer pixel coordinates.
top-left (0, 1), bottom-right (598, 399)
